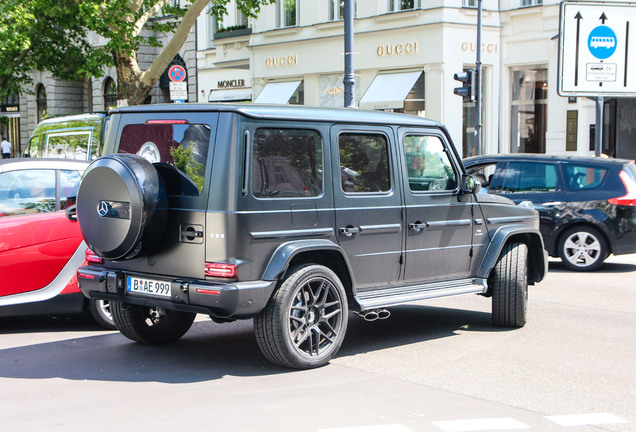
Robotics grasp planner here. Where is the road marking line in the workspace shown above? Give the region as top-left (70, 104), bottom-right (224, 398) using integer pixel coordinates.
top-left (545, 413), bottom-right (629, 426)
top-left (318, 425), bottom-right (413, 432)
top-left (432, 418), bottom-right (530, 431)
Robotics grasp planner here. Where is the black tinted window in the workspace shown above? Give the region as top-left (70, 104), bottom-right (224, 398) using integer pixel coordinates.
top-left (403, 134), bottom-right (457, 191)
top-left (564, 164), bottom-right (607, 191)
top-left (491, 161), bottom-right (557, 193)
top-left (339, 133), bottom-right (390, 193)
top-left (251, 129), bottom-right (323, 198)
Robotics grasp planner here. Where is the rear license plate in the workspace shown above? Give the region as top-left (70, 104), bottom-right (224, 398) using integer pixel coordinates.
top-left (126, 276), bottom-right (172, 298)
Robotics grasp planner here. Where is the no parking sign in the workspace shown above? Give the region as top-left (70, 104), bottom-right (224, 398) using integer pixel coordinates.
top-left (168, 65), bottom-right (187, 102)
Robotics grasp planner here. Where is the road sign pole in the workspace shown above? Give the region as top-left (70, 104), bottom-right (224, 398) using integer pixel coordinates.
top-left (595, 96), bottom-right (604, 157)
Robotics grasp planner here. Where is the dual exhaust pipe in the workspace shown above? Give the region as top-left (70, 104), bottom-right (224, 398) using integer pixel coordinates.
top-left (356, 309), bottom-right (391, 322)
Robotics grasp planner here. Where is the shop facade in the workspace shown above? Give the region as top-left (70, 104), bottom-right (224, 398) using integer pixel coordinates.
top-left (198, 0), bottom-right (636, 158)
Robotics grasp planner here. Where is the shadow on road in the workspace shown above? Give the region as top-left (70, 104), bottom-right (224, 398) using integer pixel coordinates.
top-left (0, 303), bottom-right (505, 383)
top-left (548, 259), bottom-right (636, 273)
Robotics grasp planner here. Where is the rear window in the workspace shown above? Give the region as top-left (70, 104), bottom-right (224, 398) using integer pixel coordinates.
top-left (118, 123), bottom-right (211, 195)
top-left (564, 163), bottom-right (608, 191)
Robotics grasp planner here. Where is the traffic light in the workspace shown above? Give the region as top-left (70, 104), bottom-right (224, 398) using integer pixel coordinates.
top-left (453, 69), bottom-right (474, 101)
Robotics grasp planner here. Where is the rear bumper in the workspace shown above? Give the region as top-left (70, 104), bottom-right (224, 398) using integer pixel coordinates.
top-left (77, 266), bottom-right (277, 319)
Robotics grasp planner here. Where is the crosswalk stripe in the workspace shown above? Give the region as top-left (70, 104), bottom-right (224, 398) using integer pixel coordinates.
top-left (431, 418), bottom-right (530, 431)
top-left (545, 413), bottom-right (629, 426)
top-left (318, 425), bottom-right (413, 432)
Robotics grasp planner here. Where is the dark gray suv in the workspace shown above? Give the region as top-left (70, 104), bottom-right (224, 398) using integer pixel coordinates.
top-left (75, 104), bottom-right (547, 369)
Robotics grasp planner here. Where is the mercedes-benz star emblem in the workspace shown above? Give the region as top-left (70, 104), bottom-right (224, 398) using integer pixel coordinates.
top-left (97, 200), bottom-right (110, 217)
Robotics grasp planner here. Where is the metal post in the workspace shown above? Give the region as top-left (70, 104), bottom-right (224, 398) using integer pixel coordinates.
top-left (343, 0), bottom-right (356, 108)
top-left (595, 96), bottom-right (604, 157)
top-left (475, 0), bottom-right (483, 156)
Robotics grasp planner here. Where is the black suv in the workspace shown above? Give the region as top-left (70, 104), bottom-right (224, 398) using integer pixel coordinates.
top-left (464, 154), bottom-right (636, 271)
top-left (75, 104), bottom-right (547, 369)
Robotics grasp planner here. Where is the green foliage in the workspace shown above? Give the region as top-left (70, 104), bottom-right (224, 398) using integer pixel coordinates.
top-left (0, 0), bottom-right (274, 102)
top-left (170, 145), bottom-right (204, 192)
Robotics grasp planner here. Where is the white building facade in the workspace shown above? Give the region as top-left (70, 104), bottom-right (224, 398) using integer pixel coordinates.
top-left (197, 0), bottom-right (636, 159)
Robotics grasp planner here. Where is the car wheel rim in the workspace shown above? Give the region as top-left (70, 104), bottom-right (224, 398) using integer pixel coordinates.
top-left (287, 276), bottom-right (344, 359)
top-left (97, 300), bottom-right (112, 321)
top-left (563, 231), bottom-right (602, 267)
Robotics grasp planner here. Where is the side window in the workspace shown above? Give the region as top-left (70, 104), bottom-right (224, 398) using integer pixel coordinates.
top-left (60, 170), bottom-right (82, 209)
top-left (494, 161), bottom-right (557, 193)
top-left (564, 164), bottom-right (607, 191)
top-left (0, 169), bottom-right (56, 216)
top-left (46, 131), bottom-right (93, 160)
top-left (403, 134), bottom-right (457, 191)
top-left (339, 133), bottom-right (391, 193)
top-left (119, 123), bottom-right (211, 195)
top-left (251, 128), bottom-right (323, 198)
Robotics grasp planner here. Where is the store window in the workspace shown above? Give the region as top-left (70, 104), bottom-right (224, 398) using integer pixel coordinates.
top-left (510, 68), bottom-right (547, 153)
top-left (328, 0), bottom-right (345, 20)
top-left (388, 0), bottom-right (420, 12)
top-left (276, 0), bottom-right (297, 27)
top-left (36, 84), bottom-right (47, 123)
top-left (103, 77), bottom-right (117, 111)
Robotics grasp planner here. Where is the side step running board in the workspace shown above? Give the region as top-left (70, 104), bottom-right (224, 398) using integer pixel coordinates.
top-left (355, 278), bottom-right (488, 310)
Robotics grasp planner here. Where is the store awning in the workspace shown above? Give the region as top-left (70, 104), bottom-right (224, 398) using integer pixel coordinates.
top-left (359, 71), bottom-right (422, 110)
top-left (208, 88), bottom-right (252, 102)
top-left (254, 81), bottom-right (302, 104)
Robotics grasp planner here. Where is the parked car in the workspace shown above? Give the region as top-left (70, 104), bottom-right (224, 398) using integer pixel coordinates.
top-left (0, 158), bottom-right (114, 328)
top-left (24, 112), bottom-right (108, 160)
top-left (464, 154), bottom-right (636, 271)
top-left (75, 103), bottom-right (547, 369)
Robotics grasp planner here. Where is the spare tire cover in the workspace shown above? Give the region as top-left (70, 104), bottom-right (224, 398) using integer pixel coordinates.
top-left (77, 154), bottom-right (167, 260)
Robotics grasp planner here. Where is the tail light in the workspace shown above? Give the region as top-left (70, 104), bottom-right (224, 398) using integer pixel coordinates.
top-left (204, 262), bottom-right (237, 278)
top-left (608, 170), bottom-right (636, 206)
top-left (85, 248), bottom-right (103, 264)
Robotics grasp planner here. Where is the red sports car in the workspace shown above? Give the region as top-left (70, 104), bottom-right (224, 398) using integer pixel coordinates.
top-left (0, 158), bottom-right (114, 328)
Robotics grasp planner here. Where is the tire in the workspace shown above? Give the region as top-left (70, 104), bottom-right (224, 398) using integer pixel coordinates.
top-left (111, 301), bottom-right (196, 344)
top-left (558, 226), bottom-right (608, 271)
top-left (254, 265), bottom-right (348, 369)
top-left (88, 299), bottom-right (117, 330)
top-left (76, 154), bottom-right (167, 260)
top-left (492, 242), bottom-right (528, 328)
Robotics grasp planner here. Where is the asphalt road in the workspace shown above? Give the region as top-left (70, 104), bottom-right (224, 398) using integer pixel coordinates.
top-left (1, 255), bottom-right (634, 432)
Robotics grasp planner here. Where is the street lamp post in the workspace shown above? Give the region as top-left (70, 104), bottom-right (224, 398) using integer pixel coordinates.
top-left (343, 0), bottom-right (356, 108)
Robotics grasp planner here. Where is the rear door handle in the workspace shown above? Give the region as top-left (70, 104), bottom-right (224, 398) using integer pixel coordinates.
top-left (339, 226), bottom-right (360, 237)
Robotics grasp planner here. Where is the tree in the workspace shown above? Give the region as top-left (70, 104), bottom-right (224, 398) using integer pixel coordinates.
top-left (0, 0), bottom-right (273, 105)
top-left (106, 0), bottom-right (276, 105)
top-left (0, 0), bottom-right (114, 101)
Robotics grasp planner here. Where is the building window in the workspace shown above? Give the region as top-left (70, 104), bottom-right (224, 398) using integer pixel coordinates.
top-left (520, 0), bottom-right (542, 6)
top-left (36, 84), bottom-right (47, 123)
top-left (208, 13), bottom-right (217, 47)
top-left (328, 0), bottom-right (345, 20)
top-left (511, 68), bottom-right (548, 153)
top-left (103, 77), bottom-right (117, 111)
top-left (388, 0), bottom-right (420, 12)
top-left (566, 110), bottom-right (578, 151)
top-left (276, 0), bottom-right (297, 27)
top-left (462, 0), bottom-right (477, 7)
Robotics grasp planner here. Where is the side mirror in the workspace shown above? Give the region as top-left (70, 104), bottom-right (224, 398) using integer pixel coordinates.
top-left (462, 174), bottom-right (481, 195)
top-left (65, 197), bottom-right (78, 221)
